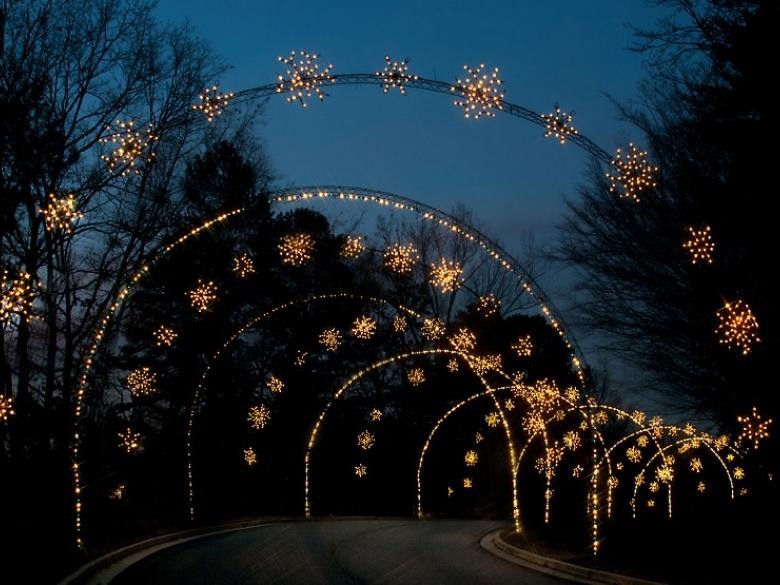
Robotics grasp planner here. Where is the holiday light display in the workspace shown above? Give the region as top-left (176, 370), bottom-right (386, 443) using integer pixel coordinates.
top-left (737, 407), bottom-right (772, 450)
top-left (376, 55), bottom-right (418, 94)
top-left (511, 334), bottom-right (533, 358)
top-left (248, 404), bottom-right (271, 429)
top-left (429, 257), bottom-right (462, 293)
top-left (187, 280), bottom-right (218, 312)
top-left (683, 225), bottom-right (715, 265)
top-left (0, 395), bottom-right (15, 422)
top-left (192, 85), bottom-right (234, 122)
top-left (421, 317), bottom-right (446, 340)
top-left (244, 447), bottom-right (257, 466)
top-left (153, 325), bottom-right (177, 347)
top-left (340, 235), bottom-right (365, 259)
top-left (278, 233), bottom-right (315, 266)
top-left (476, 294), bottom-right (501, 317)
top-left (452, 64), bottom-right (504, 119)
top-left (117, 428), bottom-right (142, 454)
top-left (716, 299), bottom-right (761, 355)
top-left (276, 50), bottom-right (334, 107)
top-left (541, 104), bottom-right (578, 144)
top-left (1, 269), bottom-right (35, 328)
top-left (267, 375), bottom-right (285, 394)
top-left (407, 367), bottom-right (426, 386)
top-left (606, 143), bottom-right (658, 202)
top-left (383, 242), bottom-right (418, 275)
top-left (319, 328), bottom-right (343, 352)
top-left (40, 193), bottom-right (84, 233)
top-left (370, 408), bottom-right (383, 422)
top-left (352, 315), bottom-right (377, 339)
top-left (232, 253), bottom-right (256, 278)
top-left (100, 120), bottom-right (157, 176)
top-left (355, 463), bottom-right (368, 478)
top-left (357, 430), bottom-right (375, 450)
top-left (126, 367), bottom-right (157, 397)
top-left (465, 449), bottom-right (479, 466)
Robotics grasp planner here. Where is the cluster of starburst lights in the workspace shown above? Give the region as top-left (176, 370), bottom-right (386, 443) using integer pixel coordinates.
top-left (355, 463), bottom-right (368, 478)
top-left (248, 404), bottom-right (271, 429)
top-left (276, 50), bottom-right (334, 107)
top-left (126, 367), bottom-right (157, 397)
top-left (607, 143), bottom-right (658, 202)
top-left (512, 334), bottom-right (533, 358)
top-left (376, 55), bottom-right (418, 94)
top-left (99, 120), bottom-right (157, 176)
top-left (421, 318), bottom-right (446, 340)
top-left (477, 294), bottom-right (501, 317)
top-left (737, 407), bottom-right (772, 450)
top-left (278, 233), bottom-right (315, 266)
top-left (541, 104), bottom-right (578, 144)
top-left (716, 299), bottom-right (761, 355)
top-left (267, 375), bottom-right (285, 394)
top-left (357, 430), bottom-right (375, 450)
top-left (244, 447), bottom-right (257, 466)
top-left (40, 193), bottom-right (84, 233)
top-left (319, 328), bottom-right (343, 352)
top-left (154, 325), bottom-right (177, 347)
top-left (192, 86), bottom-right (234, 122)
top-left (384, 242), bottom-right (418, 275)
top-left (232, 253), bottom-right (256, 278)
top-left (407, 367), bottom-right (426, 386)
top-left (1, 269), bottom-right (35, 328)
top-left (370, 408), bottom-right (383, 422)
top-left (682, 225), bottom-right (715, 265)
top-left (117, 428), bottom-right (142, 454)
top-left (465, 449), bottom-right (479, 467)
top-left (352, 315), bottom-right (377, 340)
top-left (188, 280), bottom-right (218, 312)
top-left (430, 258), bottom-right (462, 293)
top-left (340, 235), bottom-right (365, 259)
top-left (0, 395), bottom-right (15, 422)
top-left (451, 64), bottom-right (504, 119)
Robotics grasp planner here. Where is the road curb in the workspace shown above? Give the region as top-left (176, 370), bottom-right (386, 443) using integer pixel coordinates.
top-left (57, 517), bottom-right (297, 585)
top-left (480, 528), bottom-right (666, 585)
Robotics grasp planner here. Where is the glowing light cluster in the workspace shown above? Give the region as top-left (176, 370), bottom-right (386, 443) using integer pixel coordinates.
top-left (421, 317), bottom-right (446, 340)
top-left (278, 233), bottom-right (315, 266)
top-left (429, 257), bottom-right (462, 293)
top-left (465, 449), bottom-right (479, 466)
top-left (376, 55), bottom-right (418, 94)
top-left (407, 367), bottom-right (426, 386)
top-left (393, 315), bottom-right (408, 333)
top-left (244, 447), bottom-right (257, 466)
top-left (126, 367), bottom-right (157, 397)
top-left (357, 430), bottom-right (375, 450)
top-left (1, 269), bottom-right (35, 328)
top-left (0, 395), bottom-right (15, 422)
top-left (370, 408), bottom-right (383, 422)
top-left (541, 104), bottom-right (578, 144)
top-left (319, 328), bottom-right (343, 352)
top-left (451, 64), bottom-right (504, 119)
top-left (476, 294), bottom-right (501, 317)
top-left (511, 334), bottom-right (533, 358)
top-left (451, 328), bottom-right (477, 352)
top-left (267, 375), bottom-right (285, 394)
top-left (471, 353), bottom-right (502, 375)
top-left (683, 225), bottom-right (715, 265)
top-left (716, 299), bottom-right (760, 355)
top-left (40, 193), bottom-right (84, 233)
top-left (606, 143), bottom-right (658, 202)
top-left (384, 242), bottom-right (418, 275)
top-left (248, 404), bottom-right (271, 429)
top-left (463, 477), bottom-right (473, 489)
top-left (340, 235), bottom-right (365, 259)
top-left (355, 463), bottom-right (368, 478)
top-left (153, 325), bottom-right (177, 347)
top-left (232, 253), bottom-right (256, 278)
top-left (192, 85), bottom-right (234, 122)
top-left (276, 50), bottom-right (334, 107)
top-left (737, 407), bottom-right (772, 450)
top-left (485, 412), bottom-right (500, 428)
top-left (99, 120), bottom-right (157, 176)
top-left (187, 280), bottom-right (218, 312)
top-left (352, 315), bottom-right (377, 339)
top-left (117, 428), bottom-right (142, 454)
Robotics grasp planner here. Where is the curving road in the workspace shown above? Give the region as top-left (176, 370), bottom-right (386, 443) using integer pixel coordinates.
top-left (111, 519), bottom-right (567, 584)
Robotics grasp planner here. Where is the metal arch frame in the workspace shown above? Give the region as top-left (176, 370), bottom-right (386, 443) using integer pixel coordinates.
top-left (228, 74), bottom-right (612, 162)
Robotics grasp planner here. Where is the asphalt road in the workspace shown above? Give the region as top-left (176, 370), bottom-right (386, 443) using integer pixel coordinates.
top-left (111, 519), bottom-right (568, 584)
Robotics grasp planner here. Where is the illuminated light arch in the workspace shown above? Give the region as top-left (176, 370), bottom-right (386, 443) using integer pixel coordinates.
top-left (71, 185), bottom-right (589, 546)
top-left (186, 292), bottom-right (426, 520)
top-left (630, 436), bottom-right (740, 518)
top-left (416, 386), bottom-right (515, 521)
top-left (224, 73), bottom-right (612, 162)
top-left (302, 349), bottom-right (519, 526)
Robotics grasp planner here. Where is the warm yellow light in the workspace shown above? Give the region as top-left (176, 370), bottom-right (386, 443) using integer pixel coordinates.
top-left (0, 395), bottom-right (15, 422)
top-left (187, 280), bottom-right (218, 312)
top-left (541, 104), bottom-right (578, 144)
top-left (407, 367), bottom-right (426, 386)
top-left (352, 315), bottom-right (377, 340)
top-left (40, 193), bottom-right (84, 233)
top-left (153, 325), bottom-right (177, 347)
top-left (1, 269), bottom-right (35, 328)
top-left (716, 299), bottom-right (760, 355)
top-left (429, 257), bottom-right (462, 293)
top-left (376, 55), bottom-right (418, 94)
top-left (126, 367), bottom-right (157, 397)
top-left (511, 334), bottom-right (533, 358)
top-left (278, 233), bottom-right (315, 266)
top-left (99, 120), bottom-right (157, 176)
top-left (357, 430), bottom-right (375, 450)
top-left (319, 328), bottom-right (343, 352)
top-left (606, 143), bottom-right (658, 202)
top-left (192, 85), bottom-right (234, 122)
top-left (244, 447), bottom-right (257, 466)
top-left (276, 50), bottom-right (334, 107)
top-left (248, 404), bottom-right (271, 429)
top-left (384, 242), bottom-right (418, 275)
top-left (451, 64), bottom-right (504, 119)
top-left (232, 253), bottom-right (256, 278)
top-left (682, 225), bottom-right (715, 265)
top-left (340, 235), bottom-right (365, 259)
top-left (465, 449), bottom-right (479, 466)
top-left (737, 406), bottom-right (772, 450)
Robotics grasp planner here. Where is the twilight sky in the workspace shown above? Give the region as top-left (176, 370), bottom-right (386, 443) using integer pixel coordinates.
top-left (154, 0), bottom-right (666, 392)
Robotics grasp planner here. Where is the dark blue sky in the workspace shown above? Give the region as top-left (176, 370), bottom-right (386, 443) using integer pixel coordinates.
top-left (154, 0), bottom-right (666, 396)
top-left (155, 0), bottom-right (662, 245)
